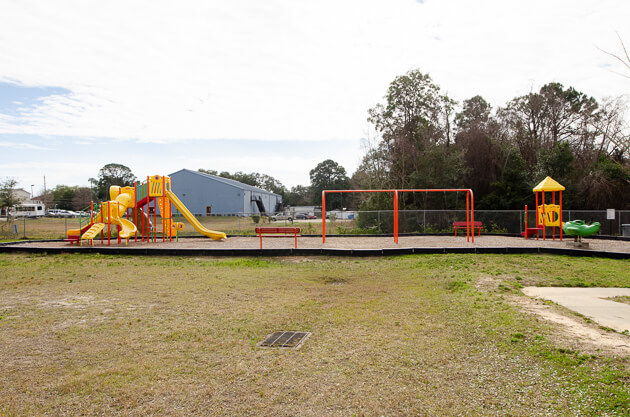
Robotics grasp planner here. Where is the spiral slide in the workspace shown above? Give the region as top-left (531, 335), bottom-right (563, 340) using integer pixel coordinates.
top-left (166, 190), bottom-right (227, 240)
top-left (66, 187), bottom-right (138, 242)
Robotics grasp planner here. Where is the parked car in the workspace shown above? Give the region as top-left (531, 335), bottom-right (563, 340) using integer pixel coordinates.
top-left (295, 213), bottom-right (308, 220)
top-left (270, 213), bottom-right (293, 222)
top-left (305, 214), bottom-right (316, 219)
top-left (57, 210), bottom-right (80, 218)
top-left (46, 209), bottom-right (63, 217)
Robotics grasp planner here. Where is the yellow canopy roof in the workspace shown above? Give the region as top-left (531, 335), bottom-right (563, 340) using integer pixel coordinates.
top-left (533, 176), bottom-right (565, 192)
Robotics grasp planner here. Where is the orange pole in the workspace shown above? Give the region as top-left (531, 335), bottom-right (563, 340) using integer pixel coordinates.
top-left (107, 203), bottom-right (110, 246)
top-left (393, 190), bottom-right (399, 244)
top-left (466, 191), bottom-right (470, 242)
top-left (542, 190), bottom-right (546, 240)
top-left (552, 191), bottom-right (556, 240)
top-left (134, 181), bottom-right (138, 243)
top-left (559, 191), bottom-right (563, 241)
top-left (470, 190), bottom-right (475, 243)
top-left (167, 179), bottom-right (172, 242)
top-left (153, 193), bottom-right (157, 243)
top-left (322, 191), bottom-right (326, 243)
top-left (165, 177), bottom-right (166, 242)
top-left (535, 192), bottom-right (539, 240)
top-left (524, 204), bottom-right (528, 240)
top-left (117, 201), bottom-right (121, 244)
top-left (101, 201), bottom-right (104, 244)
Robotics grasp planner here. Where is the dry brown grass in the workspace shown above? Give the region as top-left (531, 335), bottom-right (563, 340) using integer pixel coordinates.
top-left (0, 254), bottom-right (628, 416)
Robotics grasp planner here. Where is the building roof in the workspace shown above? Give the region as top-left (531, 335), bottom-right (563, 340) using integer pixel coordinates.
top-left (14, 188), bottom-right (31, 201)
top-left (170, 169), bottom-right (281, 197)
top-left (533, 176), bottom-right (565, 192)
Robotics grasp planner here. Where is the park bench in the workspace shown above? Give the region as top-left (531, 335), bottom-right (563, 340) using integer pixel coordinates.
top-left (255, 227), bottom-right (301, 249)
top-left (452, 221), bottom-right (482, 236)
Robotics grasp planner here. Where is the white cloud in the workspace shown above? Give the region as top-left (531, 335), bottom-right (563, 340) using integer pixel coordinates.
top-left (0, 141), bottom-right (52, 151)
top-left (0, 0), bottom-right (627, 143)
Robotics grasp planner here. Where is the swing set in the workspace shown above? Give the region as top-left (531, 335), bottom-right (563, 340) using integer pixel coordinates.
top-left (321, 188), bottom-right (475, 243)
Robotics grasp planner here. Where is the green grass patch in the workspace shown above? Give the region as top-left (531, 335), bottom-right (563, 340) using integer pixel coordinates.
top-left (0, 253), bottom-right (628, 416)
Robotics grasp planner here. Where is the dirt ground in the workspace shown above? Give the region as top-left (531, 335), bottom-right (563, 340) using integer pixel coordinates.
top-left (7, 234), bottom-right (630, 253)
top-left (513, 294), bottom-right (630, 358)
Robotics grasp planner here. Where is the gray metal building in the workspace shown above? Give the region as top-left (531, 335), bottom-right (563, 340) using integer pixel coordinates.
top-left (169, 169), bottom-right (283, 216)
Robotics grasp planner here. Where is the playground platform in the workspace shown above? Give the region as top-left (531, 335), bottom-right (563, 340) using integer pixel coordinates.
top-left (2, 235), bottom-right (629, 258)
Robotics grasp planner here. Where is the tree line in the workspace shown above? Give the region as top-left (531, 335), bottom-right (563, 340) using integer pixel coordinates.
top-left (353, 69), bottom-right (629, 210)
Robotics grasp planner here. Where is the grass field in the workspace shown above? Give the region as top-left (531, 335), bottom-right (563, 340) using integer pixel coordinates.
top-left (0, 254), bottom-right (629, 416)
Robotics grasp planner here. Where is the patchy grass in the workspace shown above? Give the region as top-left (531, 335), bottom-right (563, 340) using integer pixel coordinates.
top-left (607, 296), bottom-right (630, 306)
top-left (472, 254), bottom-right (630, 289)
top-left (0, 254), bottom-right (628, 416)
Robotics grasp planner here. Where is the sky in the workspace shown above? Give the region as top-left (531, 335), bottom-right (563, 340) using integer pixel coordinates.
top-left (1, 0), bottom-right (629, 196)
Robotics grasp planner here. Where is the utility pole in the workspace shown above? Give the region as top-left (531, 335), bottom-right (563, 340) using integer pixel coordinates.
top-left (43, 175), bottom-right (47, 207)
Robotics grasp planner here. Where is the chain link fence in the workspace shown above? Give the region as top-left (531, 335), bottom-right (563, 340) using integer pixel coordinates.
top-left (352, 210), bottom-right (630, 236)
top-left (2, 210), bottom-right (629, 240)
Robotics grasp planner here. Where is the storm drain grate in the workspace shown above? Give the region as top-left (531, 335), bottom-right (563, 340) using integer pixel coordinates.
top-left (259, 331), bottom-right (311, 349)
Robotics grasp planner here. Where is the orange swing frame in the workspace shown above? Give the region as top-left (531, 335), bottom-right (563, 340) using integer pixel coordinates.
top-left (321, 189), bottom-right (475, 244)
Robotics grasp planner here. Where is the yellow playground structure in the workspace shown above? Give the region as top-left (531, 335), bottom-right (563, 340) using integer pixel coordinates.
top-left (66, 175), bottom-right (227, 245)
top-left (522, 176), bottom-right (565, 241)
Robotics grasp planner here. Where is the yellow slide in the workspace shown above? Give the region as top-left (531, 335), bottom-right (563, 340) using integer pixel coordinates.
top-left (166, 190), bottom-right (227, 240)
top-left (67, 186), bottom-right (138, 241)
top-left (112, 217), bottom-right (137, 239)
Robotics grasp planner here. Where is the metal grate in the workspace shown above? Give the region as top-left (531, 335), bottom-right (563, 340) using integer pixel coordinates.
top-left (259, 331), bottom-right (311, 349)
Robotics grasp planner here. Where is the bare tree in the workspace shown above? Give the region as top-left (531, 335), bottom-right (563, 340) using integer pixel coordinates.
top-left (591, 97), bottom-right (630, 161)
top-left (597, 32), bottom-right (630, 79)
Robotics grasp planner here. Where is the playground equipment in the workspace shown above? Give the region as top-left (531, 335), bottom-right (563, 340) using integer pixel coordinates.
top-left (562, 220), bottom-right (601, 241)
top-left (66, 175), bottom-right (226, 245)
top-left (322, 188), bottom-right (475, 243)
top-left (522, 177), bottom-right (564, 241)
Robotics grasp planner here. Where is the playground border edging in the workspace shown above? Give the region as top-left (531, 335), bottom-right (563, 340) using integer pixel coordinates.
top-left (0, 241), bottom-right (628, 259)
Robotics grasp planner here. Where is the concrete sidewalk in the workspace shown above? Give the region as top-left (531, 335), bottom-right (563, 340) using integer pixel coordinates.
top-left (522, 287), bottom-right (630, 333)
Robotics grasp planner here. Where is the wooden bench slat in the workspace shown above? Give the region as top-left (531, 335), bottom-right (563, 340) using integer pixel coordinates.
top-left (452, 221), bottom-right (482, 227)
top-left (255, 227), bottom-right (301, 234)
top-left (452, 221), bottom-right (482, 237)
top-left (256, 227), bottom-right (301, 248)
